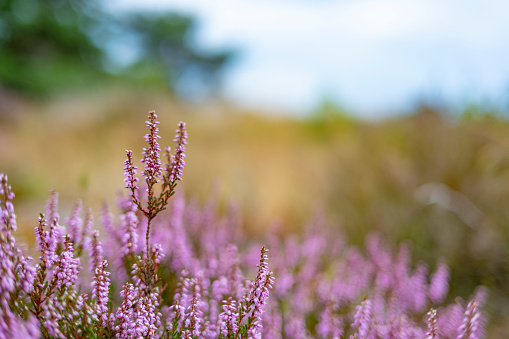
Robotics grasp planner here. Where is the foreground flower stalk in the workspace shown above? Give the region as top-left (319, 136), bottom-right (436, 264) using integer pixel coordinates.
top-left (123, 111), bottom-right (188, 254)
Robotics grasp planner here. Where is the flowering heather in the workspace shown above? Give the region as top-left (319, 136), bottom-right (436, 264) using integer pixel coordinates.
top-left (0, 111), bottom-right (489, 338)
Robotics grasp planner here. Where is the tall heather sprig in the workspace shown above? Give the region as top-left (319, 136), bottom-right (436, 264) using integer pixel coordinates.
top-left (119, 111), bottom-right (190, 339)
top-left (120, 200), bottom-right (139, 256)
top-left (82, 208), bottom-right (94, 248)
top-left (457, 288), bottom-right (488, 339)
top-left (115, 282), bottom-right (140, 338)
top-left (53, 236), bottom-right (81, 290)
top-left (182, 278), bottom-right (204, 338)
top-left (239, 247), bottom-right (275, 338)
top-left (141, 112), bottom-right (163, 188)
top-left (426, 308), bottom-right (439, 339)
top-left (45, 190), bottom-right (63, 247)
top-left (429, 262), bottom-right (450, 304)
top-left (351, 298), bottom-right (373, 338)
top-left (87, 229), bottom-right (103, 273)
top-left (123, 111), bottom-right (188, 253)
top-left (167, 273), bottom-right (189, 335)
top-left (168, 121), bottom-right (188, 183)
top-left (66, 200), bottom-right (83, 246)
top-left (114, 280), bottom-right (161, 339)
top-left (0, 174), bottom-right (38, 338)
top-left (34, 215), bottom-right (58, 268)
top-left (91, 260), bottom-right (111, 326)
top-left (124, 150), bottom-right (139, 190)
top-left (317, 301), bottom-right (344, 339)
top-left (219, 297), bottom-right (239, 336)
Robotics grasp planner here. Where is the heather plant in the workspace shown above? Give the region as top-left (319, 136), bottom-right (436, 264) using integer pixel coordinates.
top-left (0, 112), bottom-right (275, 338)
top-left (260, 223), bottom-right (488, 338)
top-left (0, 111), bottom-right (487, 338)
top-left (145, 195), bottom-right (488, 338)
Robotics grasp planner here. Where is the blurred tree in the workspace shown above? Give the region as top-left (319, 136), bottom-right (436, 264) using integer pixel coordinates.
top-left (0, 0), bottom-right (106, 96)
top-left (0, 0), bottom-right (233, 97)
top-left (113, 12), bottom-right (233, 98)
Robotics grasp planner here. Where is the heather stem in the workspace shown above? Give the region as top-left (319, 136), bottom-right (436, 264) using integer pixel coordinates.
top-left (146, 218), bottom-right (152, 254)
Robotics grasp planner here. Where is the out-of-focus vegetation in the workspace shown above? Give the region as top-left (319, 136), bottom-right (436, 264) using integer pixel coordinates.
top-left (1, 93), bottom-right (509, 336)
top-left (0, 0), bottom-right (233, 97)
top-left (1, 0), bottom-right (509, 336)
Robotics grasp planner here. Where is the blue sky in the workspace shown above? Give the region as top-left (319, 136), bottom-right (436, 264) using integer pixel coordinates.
top-left (111, 0), bottom-right (509, 117)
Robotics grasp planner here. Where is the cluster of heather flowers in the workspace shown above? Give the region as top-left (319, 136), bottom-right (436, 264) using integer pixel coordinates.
top-left (0, 111), bottom-right (487, 338)
top-left (261, 223), bottom-right (487, 338)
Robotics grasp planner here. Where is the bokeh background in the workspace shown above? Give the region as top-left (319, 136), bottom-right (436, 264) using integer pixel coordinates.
top-left (1, 0), bottom-right (509, 336)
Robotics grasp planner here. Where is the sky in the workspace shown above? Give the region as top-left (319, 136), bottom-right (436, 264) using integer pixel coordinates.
top-left (111, 0), bottom-right (509, 117)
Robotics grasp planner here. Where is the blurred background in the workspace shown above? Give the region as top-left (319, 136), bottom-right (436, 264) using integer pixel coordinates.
top-left (1, 0), bottom-right (509, 336)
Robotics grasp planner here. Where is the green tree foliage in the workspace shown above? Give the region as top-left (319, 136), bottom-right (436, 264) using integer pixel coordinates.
top-left (0, 0), bottom-right (106, 95)
top-left (0, 0), bottom-right (233, 97)
top-left (114, 12), bottom-right (233, 98)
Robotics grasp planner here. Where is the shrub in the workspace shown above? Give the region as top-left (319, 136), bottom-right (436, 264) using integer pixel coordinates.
top-left (0, 111), bottom-right (486, 338)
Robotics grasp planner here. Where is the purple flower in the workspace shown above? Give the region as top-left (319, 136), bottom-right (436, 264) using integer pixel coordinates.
top-left (65, 200), bottom-right (83, 245)
top-left (182, 278), bottom-right (203, 338)
top-left (86, 230), bottom-right (103, 273)
top-left (262, 302), bottom-right (283, 339)
top-left (167, 195), bottom-right (195, 272)
top-left (0, 247), bottom-right (14, 291)
top-left (0, 173), bottom-right (17, 231)
top-left (352, 298), bottom-right (373, 338)
top-left (115, 282), bottom-right (138, 338)
top-left (168, 274), bottom-right (188, 333)
top-left (123, 114), bottom-right (190, 255)
top-left (429, 262), bottom-right (450, 304)
top-left (120, 201), bottom-right (139, 256)
top-left (410, 264), bottom-right (429, 313)
top-left (141, 111), bottom-right (163, 187)
top-left (53, 237), bottom-right (81, 289)
top-left (219, 297), bottom-right (239, 336)
top-left (284, 316), bottom-right (309, 339)
top-left (221, 244), bottom-right (244, 299)
top-left (457, 288), bottom-right (488, 339)
top-left (100, 203), bottom-right (116, 238)
top-left (1, 174), bottom-right (36, 299)
top-left (426, 308), bottom-right (439, 339)
top-left (168, 121), bottom-right (188, 184)
top-left (45, 190), bottom-right (64, 246)
top-left (244, 247), bottom-right (275, 338)
top-left (115, 282), bottom-right (161, 339)
top-left (123, 149), bottom-right (139, 190)
top-left (0, 310), bottom-right (40, 339)
top-left (437, 303), bottom-right (465, 338)
top-left (140, 291), bottom-right (162, 338)
top-left (16, 254), bottom-right (35, 295)
top-left (35, 215), bottom-right (57, 267)
top-left (316, 301), bottom-right (344, 339)
top-left (82, 208), bottom-right (94, 246)
top-left (92, 260), bottom-right (111, 324)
